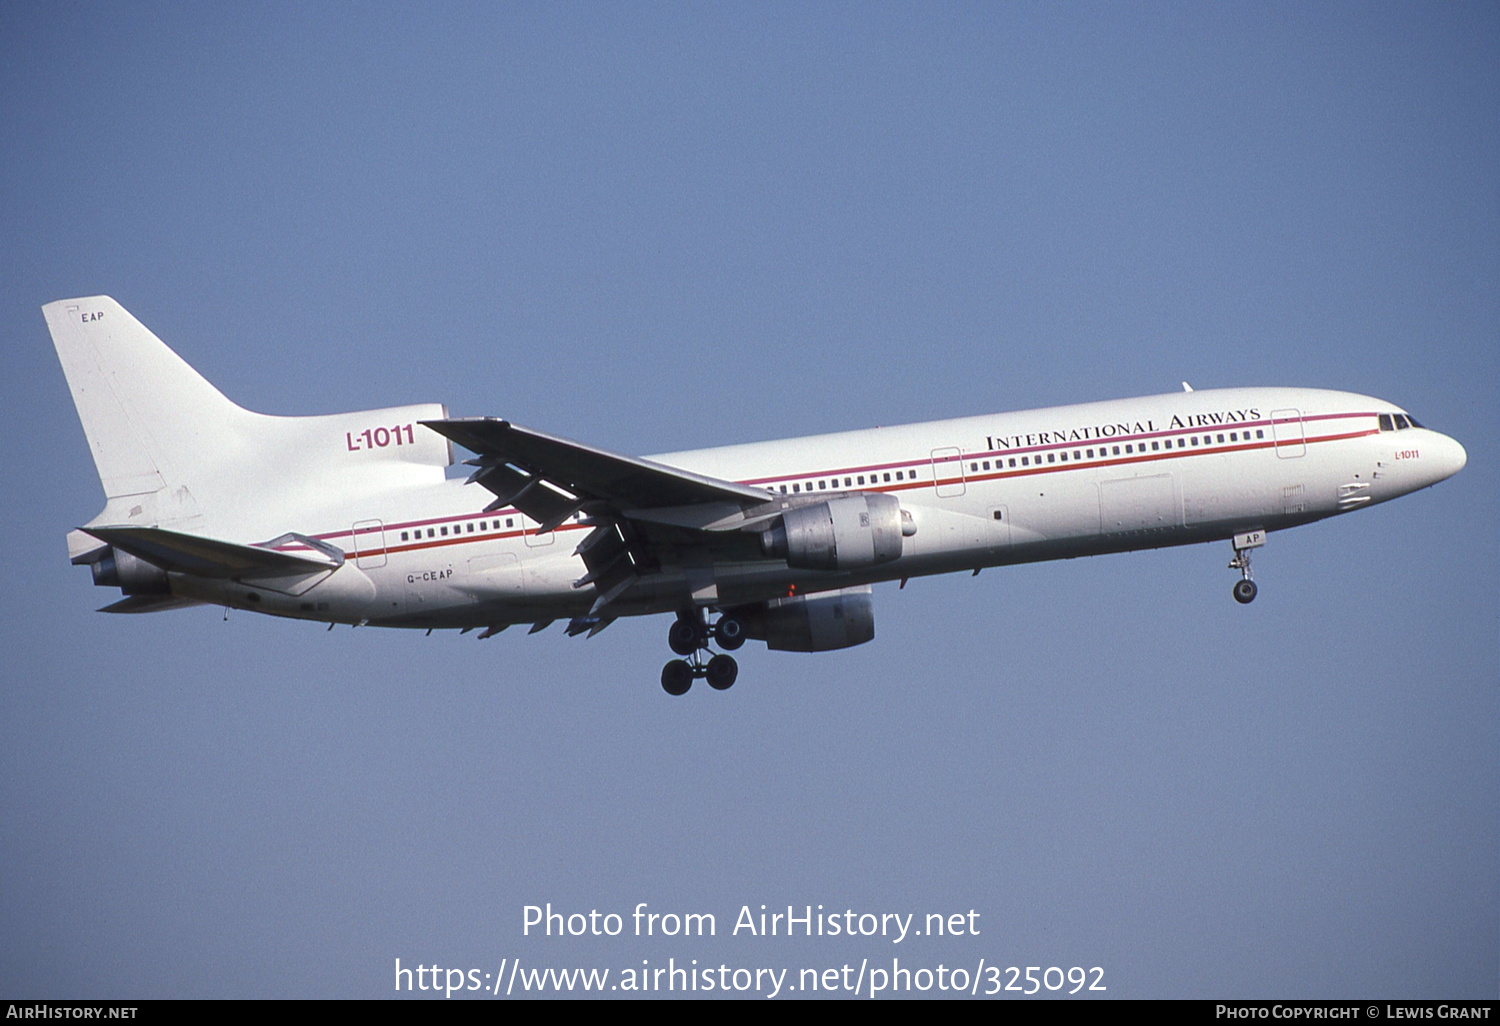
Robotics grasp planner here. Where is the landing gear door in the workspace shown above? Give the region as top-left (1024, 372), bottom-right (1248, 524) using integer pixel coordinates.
top-left (1271, 409), bottom-right (1305, 458)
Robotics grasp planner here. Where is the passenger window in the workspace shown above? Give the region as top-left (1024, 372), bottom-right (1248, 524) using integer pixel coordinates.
top-left (792, 483), bottom-right (800, 493)
top-left (1256, 430), bottom-right (1264, 439)
top-left (1021, 456), bottom-right (1029, 466)
top-left (1060, 452), bottom-right (1068, 462)
top-left (506, 518), bottom-right (514, 528)
top-left (844, 477), bottom-right (852, 487)
top-left (400, 531), bottom-right (409, 541)
top-left (883, 473), bottom-right (891, 482)
top-left (970, 462), bottom-right (978, 472)
top-left (1047, 453), bottom-right (1055, 463)
top-left (1008, 458), bottom-right (1017, 468)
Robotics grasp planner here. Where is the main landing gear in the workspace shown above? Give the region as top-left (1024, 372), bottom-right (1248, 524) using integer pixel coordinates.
top-left (1228, 530), bottom-right (1265, 604)
top-left (661, 609), bottom-right (746, 696)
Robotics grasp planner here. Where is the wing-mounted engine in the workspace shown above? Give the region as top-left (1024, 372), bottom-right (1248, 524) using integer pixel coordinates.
top-left (757, 493), bottom-right (911, 571)
top-left (730, 585), bottom-right (875, 652)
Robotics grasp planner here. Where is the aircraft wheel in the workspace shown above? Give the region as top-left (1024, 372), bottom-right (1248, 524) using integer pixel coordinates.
top-left (668, 619), bottom-right (701, 656)
top-left (715, 614), bottom-right (746, 651)
top-left (1233, 579), bottom-right (1258, 604)
top-left (661, 659), bottom-right (694, 695)
top-left (705, 654), bottom-right (738, 691)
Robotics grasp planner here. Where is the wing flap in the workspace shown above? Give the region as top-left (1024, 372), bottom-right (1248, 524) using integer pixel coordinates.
top-left (422, 417), bottom-right (774, 615)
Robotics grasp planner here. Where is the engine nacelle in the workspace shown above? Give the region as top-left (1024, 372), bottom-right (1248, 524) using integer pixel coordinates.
top-left (90, 547), bottom-right (170, 596)
top-left (735, 586), bottom-right (875, 652)
top-left (759, 493), bottom-right (906, 571)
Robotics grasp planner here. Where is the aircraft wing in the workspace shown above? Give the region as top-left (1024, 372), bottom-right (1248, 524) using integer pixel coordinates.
top-left (423, 418), bottom-right (771, 511)
top-left (422, 418), bottom-right (777, 616)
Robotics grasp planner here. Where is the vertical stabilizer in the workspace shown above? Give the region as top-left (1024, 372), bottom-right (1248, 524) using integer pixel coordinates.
top-left (44, 297), bottom-right (250, 503)
top-left (46, 296), bottom-right (451, 557)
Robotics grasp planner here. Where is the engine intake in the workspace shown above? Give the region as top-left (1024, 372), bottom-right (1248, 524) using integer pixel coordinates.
top-left (759, 493), bottom-right (906, 571)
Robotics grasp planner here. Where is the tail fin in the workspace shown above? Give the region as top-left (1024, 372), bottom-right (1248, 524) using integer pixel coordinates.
top-left (44, 297), bottom-right (250, 503)
top-left (46, 297), bottom-right (450, 558)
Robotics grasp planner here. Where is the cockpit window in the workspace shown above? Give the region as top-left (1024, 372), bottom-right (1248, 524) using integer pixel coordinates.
top-left (1407, 415), bottom-right (1424, 429)
top-left (1379, 414), bottom-right (1394, 432)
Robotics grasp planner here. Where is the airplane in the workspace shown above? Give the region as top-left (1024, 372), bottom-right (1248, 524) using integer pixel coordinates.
top-left (46, 296), bottom-right (1467, 695)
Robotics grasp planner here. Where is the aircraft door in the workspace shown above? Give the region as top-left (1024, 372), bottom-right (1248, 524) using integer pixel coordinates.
top-left (988, 505), bottom-right (1012, 548)
top-left (931, 447), bottom-right (966, 498)
top-left (351, 519), bottom-right (387, 569)
top-left (1271, 409), bottom-right (1306, 458)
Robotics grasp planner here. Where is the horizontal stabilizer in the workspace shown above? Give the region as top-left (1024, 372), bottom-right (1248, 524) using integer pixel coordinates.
top-left (83, 525), bottom-right (342, 579)
top-left (97, 595), bottom-right (207, 614)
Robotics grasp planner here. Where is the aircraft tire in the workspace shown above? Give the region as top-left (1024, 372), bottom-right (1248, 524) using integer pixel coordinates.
top-left (1233, 579), bottom-right (1258, 604)
top-left (705, 654), bottom-right (738, 691)
top-left (668, 620), bottom-right (701, 656)
top-left (715, 615), bottom-right (747, 651)
top-left (661, 659), bottom-right (694, 695)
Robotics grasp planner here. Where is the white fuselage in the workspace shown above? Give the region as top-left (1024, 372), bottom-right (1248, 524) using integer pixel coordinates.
top-left (164, 386), bottom-right (1466, 629)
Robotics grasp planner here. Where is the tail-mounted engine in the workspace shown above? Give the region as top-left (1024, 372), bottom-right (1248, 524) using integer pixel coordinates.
top-left (758, 493), bottom-right (911, 571)
top-left (87, 547), bottom-right (169, 596)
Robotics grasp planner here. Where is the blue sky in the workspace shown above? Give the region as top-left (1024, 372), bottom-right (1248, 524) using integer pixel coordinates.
top-left (1, 2), bottom-right (1495, 998)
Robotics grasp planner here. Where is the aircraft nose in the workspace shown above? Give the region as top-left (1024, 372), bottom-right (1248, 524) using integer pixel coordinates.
top-left (1428, 431), bottom-right (1467, 484)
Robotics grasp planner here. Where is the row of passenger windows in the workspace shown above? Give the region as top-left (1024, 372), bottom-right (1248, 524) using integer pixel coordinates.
top-left (968, 430), bottom-right (1266, 471)
top-left (776, 469), bottom-right (915, 494)
top-left (771, 430), bottom-right (1269, 492)
top-left (399, 426), bottom-right (1278, 541)
top-left (399, 517), bottom-right (516, 543)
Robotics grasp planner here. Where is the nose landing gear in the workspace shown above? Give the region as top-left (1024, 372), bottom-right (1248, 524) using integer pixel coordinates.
top-left (660, 610), bottom-right (744, 695)
top-left (1228, 530), bottom-right (1265, 604)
